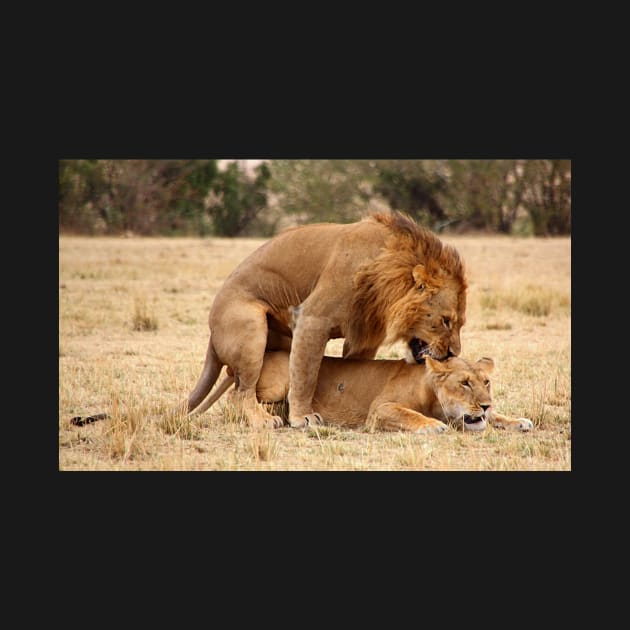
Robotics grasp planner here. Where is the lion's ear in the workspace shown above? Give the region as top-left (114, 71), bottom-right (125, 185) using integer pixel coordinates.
top-left (412, 264), bottom-right (430, 291)
top-left (425, 356), bottom-right (451, 374)
top-left (476, 357), bottom-right (494, 374)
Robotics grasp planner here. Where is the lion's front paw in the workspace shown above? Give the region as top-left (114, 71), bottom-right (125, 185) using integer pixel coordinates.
top-left (416, 420), bottom-right (449, 435)
top-left (288, 412), bottom-right (323, 428)
top-left (516, 418), bottom-right (533, 432)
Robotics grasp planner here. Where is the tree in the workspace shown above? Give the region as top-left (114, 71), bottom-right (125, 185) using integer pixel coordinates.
top-left (59, 159), bottom-right (570, 237)
top-left (59, 160), bottom-right (219, 235)
top-left (445, 160), bottom-right (523, 233)
top-left (373, 160), bottom-right (449, 228)
top-left (520, 160), bottom-right (571, 235)
top-left (208, 162), bottom-right (272, 236)
top-left (162, 160), bottom-right (218, 235)
top-left (269, 160), bottom-right (377, 225)
top-left (59, 160), bottom-right (110, 233)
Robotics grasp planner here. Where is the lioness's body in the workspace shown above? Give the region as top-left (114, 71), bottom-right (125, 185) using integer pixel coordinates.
top-left (187, 212), bottom-right (467, 429)
top-left (203, 351), bottom-right (533, 433)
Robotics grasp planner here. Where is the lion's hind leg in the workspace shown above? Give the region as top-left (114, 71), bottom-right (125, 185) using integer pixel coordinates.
top-left (212, 303), bottom-right (284, 429)
top-left (367, 402), bottom-right (448, 434)
top-left (230, 389), bottom-right (284, 429)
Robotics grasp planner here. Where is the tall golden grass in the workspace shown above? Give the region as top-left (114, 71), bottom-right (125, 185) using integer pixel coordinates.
top-left (59, 233), bottom-right (571, 470)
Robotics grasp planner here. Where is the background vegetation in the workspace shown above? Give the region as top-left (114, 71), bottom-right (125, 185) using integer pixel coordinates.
top-left (59, 159), bottom-right (571, 237)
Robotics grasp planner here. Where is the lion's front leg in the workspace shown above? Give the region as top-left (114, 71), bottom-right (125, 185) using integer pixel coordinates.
top-left (287, 314), bottom-right (331, 428)
top-left (367, 402), bottom-right (449, 434)
top-left (487, 410), bottom-right (533, 432)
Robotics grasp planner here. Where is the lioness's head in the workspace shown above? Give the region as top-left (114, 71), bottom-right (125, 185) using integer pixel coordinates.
top-left (425, 355), bottom-right (493, 431)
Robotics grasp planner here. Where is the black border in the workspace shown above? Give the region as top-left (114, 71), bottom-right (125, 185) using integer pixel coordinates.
top-left (50, 93), bottom-right (575, 547)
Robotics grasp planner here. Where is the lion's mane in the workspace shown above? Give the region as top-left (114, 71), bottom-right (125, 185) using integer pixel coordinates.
top-left (346, 212), bottom-right (467, 353)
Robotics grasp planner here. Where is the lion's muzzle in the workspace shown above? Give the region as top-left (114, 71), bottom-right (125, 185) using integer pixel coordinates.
top-left (409, 337), bottom-right (429, 364)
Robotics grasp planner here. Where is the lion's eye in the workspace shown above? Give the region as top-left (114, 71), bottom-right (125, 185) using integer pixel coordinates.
top-left (484, 380), bottom-right (490, 388)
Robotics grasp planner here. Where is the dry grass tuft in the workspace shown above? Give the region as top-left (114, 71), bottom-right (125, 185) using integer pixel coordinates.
top-left (307, 424), bottom-right (350, 439)
top-left (485, 321), bottom-right (512, 330)
top-left (397, 442), bottom-right (433, 469)
top-left (132, 295), bottom-right (158, 331)
top-left (103, 395), bottom-right (152, 461)
top-left (158, 408), bottom-right (201, 440)
top-left (480, 284), bottom-right (570, 317)
top-left (249, 432), bottom-right (278, 461)
top-left (216, 398), bottom-right (249, 427)
top-left (529, 382), bottom-right (549, 429)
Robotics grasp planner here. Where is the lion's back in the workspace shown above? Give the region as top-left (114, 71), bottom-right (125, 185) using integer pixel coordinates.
top-left (215, 218), bottom-right (387, 309)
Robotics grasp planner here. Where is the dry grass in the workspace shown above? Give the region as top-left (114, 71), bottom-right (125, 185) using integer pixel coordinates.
top-left (132, 295), bottom-right (159, 331)
top-left (59, 233), bottom-right (571, 471)
top-left (480, 284), bottom-right (570, 317)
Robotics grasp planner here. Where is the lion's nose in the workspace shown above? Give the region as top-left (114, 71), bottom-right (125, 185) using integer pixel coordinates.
top-left (480, 404), bottom-right (490, 412)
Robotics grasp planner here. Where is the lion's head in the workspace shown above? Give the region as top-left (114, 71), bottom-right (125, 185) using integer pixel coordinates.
top-left (348, 212), bottom-right (467, 361)
top-left (425, 355), bottom-right (494, 431)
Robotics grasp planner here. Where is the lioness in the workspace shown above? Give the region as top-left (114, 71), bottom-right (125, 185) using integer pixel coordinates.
top-left (198, 351), bottom-right (534, 433)
top-left (186, 212), bottom-right (467, 429)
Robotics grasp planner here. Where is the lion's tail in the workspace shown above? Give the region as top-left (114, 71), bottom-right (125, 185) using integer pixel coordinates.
top-left (187, 336), bottom-right (224, 414)
top-left (193, 373), bottom-right (235, 414)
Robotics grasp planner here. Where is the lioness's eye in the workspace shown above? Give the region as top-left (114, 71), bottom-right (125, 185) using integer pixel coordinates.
top-left (484, 380), bottom-right (490, 387)
top-left (443, 316), bottom-right (451, 329)
top-left (461, 380), bottom-right (471, 388)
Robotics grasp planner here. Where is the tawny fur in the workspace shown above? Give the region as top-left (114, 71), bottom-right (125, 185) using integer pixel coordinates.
top-left (186, 211), bottom-right (467, 429)
top-left (348, 213), bottom-right (467, 353)
top-left (201, 350), bottom-right (533, 433)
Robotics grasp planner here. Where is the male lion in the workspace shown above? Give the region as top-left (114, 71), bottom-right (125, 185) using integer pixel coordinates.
top-left (196, 350), bottom-right (534, 433)
top-left (186, 212), bottom-right (467, 429)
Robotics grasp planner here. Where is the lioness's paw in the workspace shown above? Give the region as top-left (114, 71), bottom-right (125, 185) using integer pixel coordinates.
top-left (516, 418), bottom-right (533, 432)
top-left (416, 421), bottom-right (449, 435)
top-left (288, 413), bottom-right (322, 428)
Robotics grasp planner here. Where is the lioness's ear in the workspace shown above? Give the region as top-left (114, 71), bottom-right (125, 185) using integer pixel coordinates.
top-left (476, 357), bottom-right (494, 374)
top-left (412, 264), bottom-right (429, 290)
top-left (425, 356), bottom-right (450, 374)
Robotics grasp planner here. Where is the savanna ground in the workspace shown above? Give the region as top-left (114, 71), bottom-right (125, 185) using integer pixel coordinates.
top-left (59, 232), bottom-right (571, 471)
